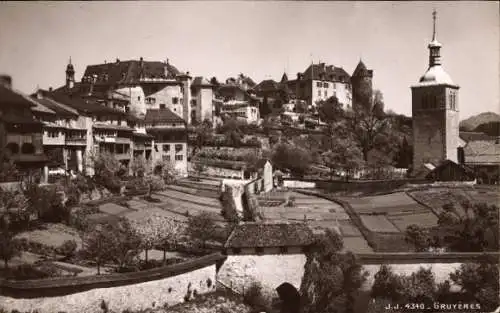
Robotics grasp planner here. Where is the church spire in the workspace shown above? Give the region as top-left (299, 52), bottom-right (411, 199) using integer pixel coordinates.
top-left (428, 9), bottom-right (442, 67)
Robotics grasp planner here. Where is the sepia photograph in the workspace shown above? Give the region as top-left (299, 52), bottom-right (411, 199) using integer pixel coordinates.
top-left (0, 1), bottom-right (499, 313)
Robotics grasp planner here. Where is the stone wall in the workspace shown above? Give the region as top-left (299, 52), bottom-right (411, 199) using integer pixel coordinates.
top-left (0, 254), bottom-right (225, 313)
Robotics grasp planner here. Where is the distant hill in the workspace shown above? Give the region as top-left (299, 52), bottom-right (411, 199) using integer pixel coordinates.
top-left (460, 112), bottom-right (500, 131)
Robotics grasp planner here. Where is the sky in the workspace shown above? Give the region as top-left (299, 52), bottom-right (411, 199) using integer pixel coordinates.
top-left (0, 1), bottom-right (498, 119)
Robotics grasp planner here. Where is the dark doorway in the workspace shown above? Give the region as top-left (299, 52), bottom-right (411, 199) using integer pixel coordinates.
top-left (276, 282), bottom-right (300, 313)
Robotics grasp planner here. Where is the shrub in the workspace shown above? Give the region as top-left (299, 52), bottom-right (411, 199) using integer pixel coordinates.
top-left (56, 240), bottom-right (78, 258)
top-left (243, 282), bottom-right (269, 310)
top-left (7, 263), bottom-right (57, 280)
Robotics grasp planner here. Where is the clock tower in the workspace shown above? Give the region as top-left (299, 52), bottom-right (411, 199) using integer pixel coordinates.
top-left (411, 10), bottom-right (460, 173)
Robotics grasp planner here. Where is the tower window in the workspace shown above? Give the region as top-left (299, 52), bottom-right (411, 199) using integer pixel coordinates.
top-left (172, 97), bottom-right (179, 104)
top-left (137, 96), bottom-right (141, 101)
top-left (316, 82), bottom-right (322, 88)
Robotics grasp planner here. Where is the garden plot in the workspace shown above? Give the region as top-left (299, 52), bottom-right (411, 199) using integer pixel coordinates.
top-left (388, 212), bottom-right (438, 231)
top-left (157, 189), bottom-right (221, 208)
top-left (359, 215), bottom-right (400, 233)
top-left (165, 184), bottom-right (221, 199)
top-left (341, 192), bottom-right (429, 215)
top-left (124, 206), bottom-right (189, 224)
top-left (342, 237), bottom-right (374, 253)
top-left (99, 203), bottom-right (130, 215)
top-left (409, 189), bottom-right (471, 217)
top-left (15, 223), bottom-right (82, 248)
top-left (464, 189), bottom-right (499, 205)
top-left (308, 221), bottom-right (341, 235)
top-left (154, 194), bottom-right (221, 214)
top-left (339, 220), bottom-right (363, 237)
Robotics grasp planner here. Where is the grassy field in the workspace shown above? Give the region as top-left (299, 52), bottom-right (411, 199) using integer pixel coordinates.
top-left (359, 215), bottom-right (400, 233)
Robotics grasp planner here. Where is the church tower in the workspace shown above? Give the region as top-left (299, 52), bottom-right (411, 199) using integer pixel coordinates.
top-left (65, 57), bottom-right (75, 89)
top-left (411, 10), bottom-right (460, 173)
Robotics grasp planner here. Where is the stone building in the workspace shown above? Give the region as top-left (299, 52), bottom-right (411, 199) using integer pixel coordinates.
top-left (286, 62), bottom-right (352, 110)
top-left (411, 10), bottom-right (460, 174)
top-left (351, 59), bottom-right (373, 110)
top-left (0, 75), bottom-right (48, 182)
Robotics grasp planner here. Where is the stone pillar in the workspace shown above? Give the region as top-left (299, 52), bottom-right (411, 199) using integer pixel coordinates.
top-left (76, 149), bottom-right (83, 173)
top-left (43, 165), bottom-right (49, 184)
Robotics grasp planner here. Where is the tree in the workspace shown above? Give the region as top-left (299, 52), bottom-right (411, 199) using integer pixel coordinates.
top-left (130, 156), bottom-right (149, 177)
top-left (404, 224), bottom-right (431, 252)
top-left (346, 90), bottom-right (391, 161)
top-left (23, 183), bottom-right (69, 223)
top-left (450, 262), bottom-right (499, 311)
top-left (153, 160), bottom-right (178, 184)
top-left (88, 151), bottom-right (123, 193)
top-left (220, 186), bottom-right (240, 224)
top-left (193, 119), bottom-right (214, 155)
top-left (300, 229), bottom-right (368, 313)
top-left (317, 96), bottom-right (345, 124)
top-left (193, 162), bottom-right (206, 179)
top-left (0, 160), bottom-right (19, 182)
top-left (186, 212), bottom-right (217, 248)
top-left (129, 213), bottom-right (182, 263)
top-left (112, 218), bottom-right (142, 270)
top-left (210, 77), bottom-right (220, 89)
top-left (271, 143), bottom-right (312, 178)
top-left (435, 202), bottom-right (499, 252)
top-left (144, 174), bottom-right (166, 198)
top-left (0, 217), bottom-right (21, 269)
top-left (81, 222), bottom-right (117, 275)
top-left (0, 188), bottom-right (29, 231)
top-left (322, 139), bottom-right (364, 181)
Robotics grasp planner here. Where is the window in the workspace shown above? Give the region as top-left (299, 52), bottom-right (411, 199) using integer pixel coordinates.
top-left (137, 96), bottom-right (141, 101)
top-left (232, 248), bottom-right (241, 254)
top-left (163, 144), bottom-right (170, 152)
top-left (323, 82), bottom-right (329, 88)
top-left (324, 90), bottom-right (327, 98)
top-left (333, 83), bottom-right (337, 89)
top-left (175, 144), bottom-right (183, 151)
top-left (21, 143), bottom-right (35, 154)
top-left (318, 90), bottom-right (321, 97)
top-left (172, 97), bottom-right (179, 104)
top-left (301, 246), bottom-right (311, 253)
top-left (160, 103), bottom-right (166, 109)
top-left (191, 99), bottom-right (197, 106)
top-left (175, 155), bottom-right (183, 161)
top-left (280, 247), bottom-right (288, 254)
top-left (162, 155), bottom-right (171, 162)
top-left (316, 82), bottom-right (322, 88)
top-left (255, 247), bottom-right (264, 254)
top-left (146, 97), bottom-right (156, 105)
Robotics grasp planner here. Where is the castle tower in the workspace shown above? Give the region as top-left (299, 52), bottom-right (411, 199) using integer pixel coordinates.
top-left (351, 59), bottom-right (373, 110)
top-left (177, 68), bottom-right (192, 124)
top-left (411, 10), bottom-right (460, 173)
top-left (66, 57), bottom-right (75, 89)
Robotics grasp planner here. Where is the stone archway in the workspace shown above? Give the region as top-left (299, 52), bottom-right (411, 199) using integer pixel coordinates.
top-left (276, 282), bottom-right (301, 313)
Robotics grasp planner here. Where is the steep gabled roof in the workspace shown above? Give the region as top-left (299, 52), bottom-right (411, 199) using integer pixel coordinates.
top-left (225, 222), bottom-right (315, 248)
top-left (464, 140), bottom-right (500, 165)
top-left (144, 108), bottom-right (185, 124)
top-left (302, 63), bottom-right (351, 82)
top-left (82, 59), bottom-right (181, 85)
top-left (0, 85), bottom-right (38, 109)
top-left (30, 94), bottom-right (79, 118)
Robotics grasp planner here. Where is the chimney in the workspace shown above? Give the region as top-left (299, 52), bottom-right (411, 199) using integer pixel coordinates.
top-left (36, 89), bottom-right (43, 99)
top-left (0, 75), bottom-right (12, 89)
top-left (116, 58), bottom-right (120, 63)
top-left (49, 87), bottom-right (53, 92)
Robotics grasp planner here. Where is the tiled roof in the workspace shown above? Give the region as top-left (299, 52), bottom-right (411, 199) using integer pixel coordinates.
top-left (82, 59), bottom-right (181, 85)
top-left (144, 108), bottom-right (185, 124)
top-left (93, 123), bottom-right (133, 131)
top-left (44, 90), bottom-right (128, 117)
top-left (0, 86), bottom-right (38, 109)
top-left (30, 95), bottom-right (79, 117)
top-left (192, 76), bottom-right (212, 87)
top-left (459, 131), bottom-right (493, 142)
top-left (464, 140), bottom-right (500, 165)
top-left (30, 100), bottom-right (56, 115)
top-left (225, 222), bottom-right (315, 248)
top-left (352, 60), bottom-right (369, 77)
top-left (426, 160), bottom-right (475, 179)
top-left (302, 63), bottom-right (351, 82)
top-left (132, 132), bottom-right (153, 139)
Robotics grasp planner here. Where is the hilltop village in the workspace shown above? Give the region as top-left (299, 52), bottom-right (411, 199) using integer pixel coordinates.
top-left (0, 10), bottom-right (499, 313)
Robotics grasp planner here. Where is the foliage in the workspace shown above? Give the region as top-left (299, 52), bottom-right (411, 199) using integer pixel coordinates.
top-left (5, 263), bottom-right (59, 280)
top-left (450, 262), bottom-right (499, 311)
top-left (80, 222), bottom-right (118, 275)
top-left (193, 162), bottom-right (206, 178)
top-left (23, 183), bottom-right (69, 223)
top-left (242, 191), bottom-right (259, 222)
top-left (65, 174), bottom-right (96, 206)
top-left (56, 239), bottom-right (77, 258)
top-left (243, 282), bottom-right (270, 311)
top-left (271, 143), bottom-right (311, 178)
top-left (0, 218), bottom-right (21, 268)
top-left (153, 160), bottom-right (178, 184)
top-left (144, 174), bottom-right (166, 197)
top-left (317, 96), bottom-right (345, 124)
top-left (129, 213), bottom-right (184, 263)
top-left (130, 156), bottom-right (149, 177)
top-left (193, 119), bottom-right (214, 153)
top-left (404, 224), bottom-right (431, 252)
top-left (0, 160), bottom-right (19, 182)
top-left (220, 186), bottom-right (240, 224)
top-left (322, 138), bottom-right (364, 181)
top-left (300, 229), bottom-right (368, 313)
top-left (89, 152), bottom-right (123, 194)
top-left (111, 218), bottom-right (142, 269)
top-left (186, 212), bottom-right (217, 248)
top-left (0, 188), bottom-right (30, 232)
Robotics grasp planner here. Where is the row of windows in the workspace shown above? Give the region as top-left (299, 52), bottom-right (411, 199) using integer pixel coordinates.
top-left (450, 93), bottom-right (457, 110)
top-left (45, 130), bottom-right (61, 138)
top-left (421, 94), bottom-right (438, 110)
top-left (162, 144), bottom-right (184, 152)
top-left (315, 82), bottom-right (338, 89)
top-left (162, 155), bottom-right (184, 162)
top-left (5, 142), bottom-right (35, 154)
top-left (144, 97), bottom-right (180, 105)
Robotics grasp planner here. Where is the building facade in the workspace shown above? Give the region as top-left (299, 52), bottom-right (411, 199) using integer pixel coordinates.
top-left (286, 63), bottom-right (352, 110)
top-left (411, 10), bottom-right (460, 174)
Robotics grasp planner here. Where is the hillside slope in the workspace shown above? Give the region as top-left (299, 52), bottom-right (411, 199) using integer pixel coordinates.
top-left (460, 112), bottom-right (500, 131)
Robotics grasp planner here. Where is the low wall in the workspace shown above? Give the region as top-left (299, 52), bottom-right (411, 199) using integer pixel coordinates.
top-left (283, 178), bottom-right (430, 192)
top-left (0, 253), bottom-right (226, 313)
